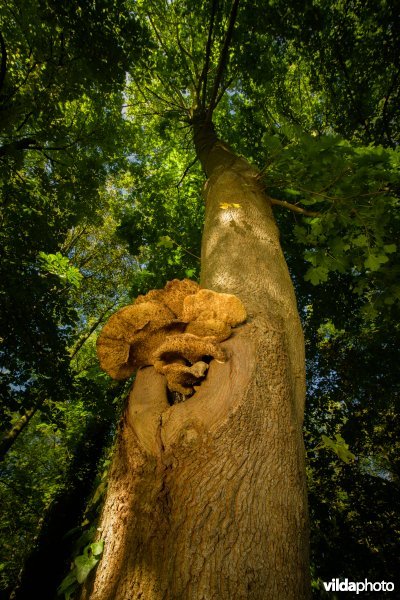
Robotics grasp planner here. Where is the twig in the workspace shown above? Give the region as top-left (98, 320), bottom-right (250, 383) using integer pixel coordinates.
top-left (147, 14), bottom-right (187, 110)
top-left (155, 73), bottom-right (186, 110)
top-left (176, 155), bottom-right (198, 186)
top-left (61, 225), bottom-right (89, 254)
top-left (294, 185), bottom-right (386, 202)
top-left (147, 13), bottom-right (170, 55)
top-left (169, 234), bottom-right (201, 260)
top-left (144, 84), bottom-right (184, 111)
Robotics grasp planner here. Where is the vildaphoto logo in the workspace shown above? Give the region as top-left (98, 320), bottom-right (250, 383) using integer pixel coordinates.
top-left (323, 579), bottom-right (395, 594)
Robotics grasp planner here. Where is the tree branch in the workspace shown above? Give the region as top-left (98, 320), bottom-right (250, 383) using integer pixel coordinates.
top-left (147, 14), bottom-right (189, 111)
top-left (0, 137), bottom-right (37, 157)
top-left (176, 155), bottom-right (198, 186)
top-left (60, 225), bottom-right (89, 254)
top-left (206, 0), bottom-right (240, 121)
top-left (0, 134), bottom-right (93, 158)
top-left (268, 197), bottom-right (321, 217)
top-left (168, 229), bottom-right (201, 260)
top-left (0, 28), bottom-right (7, 93)
top-left (144, 84), bottom-right (184, 111)
top-left (70, 303), bottom-right (117, 359)
top-left (155, 73), bottom-right (187, 110)
top-left (176, 27), bottom-right (197, 90)
top-left (0, 404), bottom-right (41, 462)
top-left (213, 76), bottom-right (234, 111)
top-left (199, 0), bottom-right (219, 108)
top-left (16, 111), bottom-right (34, 132)
top-left (293, 185), bottom-right (386, 203)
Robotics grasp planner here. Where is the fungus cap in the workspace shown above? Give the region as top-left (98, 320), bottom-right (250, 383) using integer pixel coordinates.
top-left (182, 289), bottom-right (247, 326)
top-left (97, 281), bottom-right (247, 397)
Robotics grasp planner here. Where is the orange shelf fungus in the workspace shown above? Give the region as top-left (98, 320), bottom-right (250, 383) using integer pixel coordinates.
top-left (97, 279), bottom-right (247, 397)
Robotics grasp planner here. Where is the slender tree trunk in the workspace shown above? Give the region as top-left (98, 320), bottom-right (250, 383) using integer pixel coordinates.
top-left (82, 118), bottom-right (310, 600)
top-left (0, 405), bottom-right (39, 461)
top-left (11, 416), bottom-right (112, 600)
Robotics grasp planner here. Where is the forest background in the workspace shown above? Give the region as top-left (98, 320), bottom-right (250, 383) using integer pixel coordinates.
top-left (0, 0), bottom-right (399, 598)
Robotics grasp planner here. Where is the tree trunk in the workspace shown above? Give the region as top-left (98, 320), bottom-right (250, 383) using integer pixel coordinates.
top-left (82, 119), bottom-right (310, 600)
top-left (0, 405), bottom-right (39, 461)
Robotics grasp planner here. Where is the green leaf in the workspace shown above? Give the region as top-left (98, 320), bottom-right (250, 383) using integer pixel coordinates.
top-left (157, 235), bottom-right (174, 248)
top-left (361, 302), bottom-right (379, 321)
top-left (74, 554), bottom-right (100, 584)
top-left (90, 540), bottom-right (105, 557)
top-left (364, 253), bottom-right (389, 271)
top-left (57, 570), bottom-right (78, 596)
top-left (262, 134), bottom-right (282, 152)
top-left (38, 252), bottom-right (83, 288)
top-left (293, 224), bottom-right (308, 243)
top-left (383, 244), bottom-right (396, 254)
top-left (304, 266), bottom-right (329, 285)
top-left (283, 187), bottom-right (302, 196)
top-left (87, 481), bottom-right (107, 508)
top-left (352, 234), bottom-right (368, 247)
top-left (64, 583), bottom-right (78, 600)
top-left (304, 250), bottom-right (318, 266)
top-left (319, 434), bottom-right (356, 464)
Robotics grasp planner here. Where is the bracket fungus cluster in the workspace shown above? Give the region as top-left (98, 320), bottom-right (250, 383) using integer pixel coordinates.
top-left (97, 279), bottom-right (247, 398)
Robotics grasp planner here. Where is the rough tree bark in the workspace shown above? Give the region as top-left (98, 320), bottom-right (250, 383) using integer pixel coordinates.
top-left (82, 117), bottom-right (310, 600)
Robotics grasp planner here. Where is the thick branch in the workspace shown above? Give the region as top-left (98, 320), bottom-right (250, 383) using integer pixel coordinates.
top-left (192, 115), bottom-right (235, 176)
top-left (213, 76), bottom-right (234, 111)
top-left (16, 111), bottom-right (34, 132)
top-left (335, 47), bottom-right (371, 136)
top-left (206, 0), bottom-right (240, 121)
top-left (0, 137), bottom-right (37, 157)
top-left (199, 0), bottom-right (219, 108)
top-left (0, 136), bottom-right (89, 157)
top-left (176, 28), bottom-right (197, 90)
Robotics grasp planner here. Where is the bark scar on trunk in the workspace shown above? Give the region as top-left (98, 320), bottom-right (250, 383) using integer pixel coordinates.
top-left (126, 326), bottom-right (254, 457)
